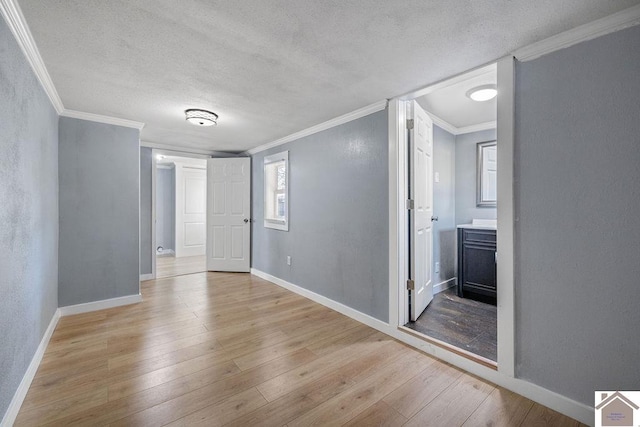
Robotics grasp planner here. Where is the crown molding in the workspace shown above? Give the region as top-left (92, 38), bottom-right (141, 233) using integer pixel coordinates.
top-left (0, 0), bottom-right (64, 113)
top-left (140, 140), bottom-right (237, 157)
top-left (61, 109), bottom-right (145, 130)
top-left (514, 4), bottom-right (640, 61)
top-left (429, 112), bottom-right (496, 136)
top-left (457, 120), bottom-right (497, 135)
top-left (246, 100), bottom-right (388, 155)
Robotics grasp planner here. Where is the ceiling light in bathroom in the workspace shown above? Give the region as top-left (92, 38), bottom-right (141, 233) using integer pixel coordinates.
top-left (466, 85), bottom-right (497, 102)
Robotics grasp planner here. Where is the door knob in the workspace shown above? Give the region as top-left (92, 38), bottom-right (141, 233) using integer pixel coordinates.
top-left (431, 216), bottom-right (439, 222)
top-left (243, 218), bottom-right (249, 223)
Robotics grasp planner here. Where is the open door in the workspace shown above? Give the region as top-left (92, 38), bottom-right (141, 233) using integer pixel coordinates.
top-left (207, 158), bottom-right (251, 272)
top-left (409, 100), bottom-right (434, 321)
top-left (174, 163), bottom-right (207, 258)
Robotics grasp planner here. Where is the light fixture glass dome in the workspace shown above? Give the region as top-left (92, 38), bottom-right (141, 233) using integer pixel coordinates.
top-left (185, 109), bottom-right (218, 126)
top-left (466, 85), bottom-right (497, 102)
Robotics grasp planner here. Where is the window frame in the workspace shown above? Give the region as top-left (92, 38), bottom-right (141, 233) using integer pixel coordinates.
top-left (263, 151), bottom-right (289, 231)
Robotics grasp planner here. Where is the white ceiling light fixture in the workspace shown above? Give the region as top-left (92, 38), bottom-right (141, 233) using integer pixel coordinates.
top-left (466, 84), bottom-right (497, 102)
top-left (185, 109), bottom-right (218, 126)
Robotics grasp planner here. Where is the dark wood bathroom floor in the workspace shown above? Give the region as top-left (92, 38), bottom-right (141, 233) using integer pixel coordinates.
top-left (405, 287), bottom-right (497, 361)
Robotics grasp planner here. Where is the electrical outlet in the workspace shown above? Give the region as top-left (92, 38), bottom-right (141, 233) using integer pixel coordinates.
top-left (287, 256), bottom-right (291, 266)
top-left (435, 262), bottom-right (440, 274)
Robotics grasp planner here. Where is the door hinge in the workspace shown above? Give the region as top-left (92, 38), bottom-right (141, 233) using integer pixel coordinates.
top-left (406, 119), bottom-right (414, 130)
top-left (407, 279), bottom-right (415, 290)
top-left (406, 199), bottom-right (415, 210)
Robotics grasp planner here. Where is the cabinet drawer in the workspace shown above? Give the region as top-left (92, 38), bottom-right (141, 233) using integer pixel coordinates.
top-left (463, 229), bottom-right (496, 245)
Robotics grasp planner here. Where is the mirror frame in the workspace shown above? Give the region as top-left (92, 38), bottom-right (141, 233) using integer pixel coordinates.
top-left (476, 140), bottom-right (497, 207)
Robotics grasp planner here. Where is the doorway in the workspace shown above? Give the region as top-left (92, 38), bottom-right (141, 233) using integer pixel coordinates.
top-left (154, 154), bottom-right (208, 279)
top-left (395, 61), bottom-right (509, 368)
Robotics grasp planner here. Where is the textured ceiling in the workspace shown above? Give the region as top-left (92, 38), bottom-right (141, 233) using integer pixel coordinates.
top-left (17, 0), bottom-right (640, 152)
top-left (417, 65), bottom-right (496, 129)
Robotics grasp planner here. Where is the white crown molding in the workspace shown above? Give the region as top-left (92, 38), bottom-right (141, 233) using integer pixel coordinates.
top-left (514, 3), bottom-right (640, 61)
top-left (1, 309), bottom-right (61, 427)
top-left (429, 113), bottom-right (460, 135)
top-left (61, 109), bottom-right (145, 130)
top-left (246, 100), bottom-right (388, 155)
top-left (429, 112), bottom-right (496, 136)
top-left (457, 120), bottom-right (497, 135)
top-left (0, 0), bottom-right (64, 113)
top-left (140, 140), bottom-right (236, 157)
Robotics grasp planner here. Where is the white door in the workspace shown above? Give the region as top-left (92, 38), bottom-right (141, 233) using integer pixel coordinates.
top-left (207, 158), bottom-right (251, 272)
top-left (409, 100), bottom-right (434, 321)
top-left (175, 164), bottom-right (207, 258)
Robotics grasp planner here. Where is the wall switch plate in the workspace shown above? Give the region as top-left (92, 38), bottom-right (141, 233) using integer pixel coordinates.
top-left (435, 262), bottom-right (440, 274)
top-left (435, 172), bottom-right (440, 183)
top-left (287, 256), bottom-right (291, 266)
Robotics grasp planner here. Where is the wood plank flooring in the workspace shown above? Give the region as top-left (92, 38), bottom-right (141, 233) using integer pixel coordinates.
top-left (15, 272), bottom-right (585, 426)
top-left (406, 287), bottom-right (497, 361)
top-left (156, 255), bottom-right (206, 279)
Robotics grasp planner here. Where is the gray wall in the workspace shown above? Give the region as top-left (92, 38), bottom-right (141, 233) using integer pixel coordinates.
top-left (140, 147), bottom-right (152, 274)
top-left (156, 166), bottom-right (175, 251)
top-left (59, 117), bottom-right (140, 306)
top-left (252, 109), bottom-right (389, 321)
top-left (455, 129), bottom-right (497, 225)
top-left (515, 24), bottom-right (640, 406)
top-left (0, 17), bottom-right (59, 420)
top-left (432, 125), bottom-right (456, 285)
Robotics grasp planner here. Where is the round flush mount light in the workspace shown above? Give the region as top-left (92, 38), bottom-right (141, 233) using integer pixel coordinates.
top-left (185, 109), bottom-right (218, 126)
top-left (466, 85), bottom-right (497, 102)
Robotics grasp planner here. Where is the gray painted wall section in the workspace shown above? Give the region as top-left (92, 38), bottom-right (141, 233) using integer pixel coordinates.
top-left (432, 125), bottom-right (456, 285)
top-left (0, 17), bottom-right (59, 420)
top-left (515, 24), bottom-right (640, 406)
top-left (252, 110), bottom-right (389, 321)
top-left (58, 117), bottom-right (140, 306)
top-left (140, 147), bottom-right (152, 274)
top-left (455, 129), bottom-right (497, 225)
top-left (156, 167), bottom-right (175, 251)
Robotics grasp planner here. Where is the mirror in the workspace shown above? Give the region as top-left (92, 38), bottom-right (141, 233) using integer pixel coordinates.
top-left (477, 141), bottom-right (497, 207)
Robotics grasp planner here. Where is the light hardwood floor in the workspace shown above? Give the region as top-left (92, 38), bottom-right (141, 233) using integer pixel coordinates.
top-left (156, 255), bottom-right (206, 279)
top-left (15, 273), bottom-right (585, 426)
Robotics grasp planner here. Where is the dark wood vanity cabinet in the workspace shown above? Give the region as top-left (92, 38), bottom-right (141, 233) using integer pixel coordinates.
top-left (457, 228), bottom-right (497, 305)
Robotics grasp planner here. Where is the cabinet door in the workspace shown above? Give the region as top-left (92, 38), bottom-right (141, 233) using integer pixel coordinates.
top-left (462, 243), bottom-right (496, 296)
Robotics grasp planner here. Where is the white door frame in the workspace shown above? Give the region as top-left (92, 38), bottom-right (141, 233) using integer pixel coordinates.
top-left (388, 56), bottom-right (516, 377)
top-left (149, 149), bottom-right (212, 280)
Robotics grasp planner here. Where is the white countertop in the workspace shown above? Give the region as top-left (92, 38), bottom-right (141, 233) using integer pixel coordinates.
top-left (457, 219), bottom-right (497, 230)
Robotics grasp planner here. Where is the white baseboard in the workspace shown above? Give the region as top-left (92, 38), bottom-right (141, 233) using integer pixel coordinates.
top-left (140, 273), bottom-right (154, 281)
top-left (249, 268), bottom-right (593, 425)
top-left (250, 268), bottom-right (391, 334)
top-left (1, 308), bottom-right (61, 427)
top-left (156, 249), bottom-right (175, 258)
top-left (433, 277), bottom-right (456, 294)
top-left (59, 294), bottom-right (142, 316)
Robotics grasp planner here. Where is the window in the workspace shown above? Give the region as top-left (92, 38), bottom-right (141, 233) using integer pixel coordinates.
top-left (264, 151), bottom-right (289, 231)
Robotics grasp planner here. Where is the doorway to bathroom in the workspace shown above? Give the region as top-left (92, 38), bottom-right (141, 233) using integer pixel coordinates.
top-left (399, 62), bottom-right (501, 366)
top-left (154, 154), bottom-right (208, 279)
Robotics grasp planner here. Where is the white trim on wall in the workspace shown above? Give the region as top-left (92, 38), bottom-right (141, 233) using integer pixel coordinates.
top-left (0, 0), bottom-right (64, 114)
top-left (60, 109), bottom-right (144, 130)
top-left (58, 294), bottom-right (142, 316)
top-left (514, 4), bottom-right (640, 61)
top-left (429, 113), bottom-right (496, 136)
top-left (246, 100), bottom-right (388, 155)
top-left (433, 278), bottom-right (456, 294)
top-left (496, 56), bottom-right (516, 377)
top-left (250, 268), bottom-right (593, 425)
top-left (141, 141), bottom-right (234, 157)
top-left (140, 273), bottom-right (154, 281)
top-left (0, 309), bottom-right (61, 427)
